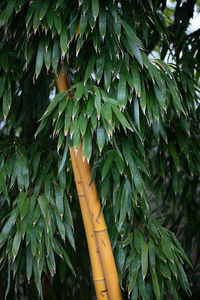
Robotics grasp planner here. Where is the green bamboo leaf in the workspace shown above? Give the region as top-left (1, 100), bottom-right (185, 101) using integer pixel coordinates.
top-left (94, 86), bottom-right (101, 117)
top-left (87, 95), bottom-right (94, 117)
top-left (92, 0), bottom-right (99, 20)
top-left (55, 210), bottom-right (65, 240)
top-left (60, 26), bottom-right (68, 55)
top-left (25, 2), bottom-right (35, 27)
top-left (38, 195), bottom-right (50, 232)
top-left (169, 144), bottom-right (179, 169)
top-left (32, 152), bottom-right (41, 181)
top-left (104, 59), bottom-right (112, 92)
top-left (167, 82), bottom-right (184, 115)
top-left (74, 128), bottom-right (82, 151)
top-left (75, 82), bottom-right (84, 101)
top-left (127, 37), bottom-right (143, 66)
top-left (0, 77), bottom-right (5, 97)
top-left (39, 0), bottom-right (50, 20)
top-left (154, 85), bottom-right (167, 111)
top-left (54, 11), bottom-right (62, 34)
top-left (65, 222), bottom-right (75, 250)
top-left (0, 52), bottom-right (9, 72)
top-left (134, 229), bottom-right (142, 253)
top-left (117, 73), bottom-right (127, 108)
top-left (35, 36), bottom-right (44, 79)
top-left (59, 138), bottom-right (68, 173)
top-left (171, 233), bottom-right (192, 267)
top-left (138, 269), bottom-right (146, 300)
top-left (31, 233), bottom-right (37, 257)
top-left (3, 88), bottom-right (12, 119)
top-left (131, 62), bottom-right (141, 96)
top-left (0, 0), bottom-right (16, 23)
top-left (64, 101), bottom-right (72, 135)
top-left (20, 198), bottom-right (29, 220)
top-left (32, 204), bottom-right (41, 225)
top-left (159, 260), bottom-right (171, 279)
top-left (119, 181), bottom-right (129, 229)
top-left (115, 153), bottom-right (124, 174)
top-left (96, 55), bottom-right (105, 83)
top-left (148, 238), bottom-right (155, 271)
top-left (151, 270), bottom-right (161, 300)
top-left (112, 165), bottom-right (120, 186)
top-left (45, 92), bottom-right (67, 119)
top-left (131, 283), bottom-right (138, 300)
top-left (0, 211), bottom-right (17, 247)
top-left (64, 195), bottom-right (73, 227)
top-left (59, 243), bottom-right (75, 274)
top-left (83, 0), bottom-right (90, 14)
top-left (141, 242), bottom-right (148, 280)
top-left (12, 231), bottom-right (21, 258)
top-left (99, 7), bottom-right (106, 39)
top-left (122, 21), bottom-right (143, 47)
top-left (26, 245), bottom-right (33, 281)
top-left (178, 264), bottom-right (190, 293)
top-left (161, 239), bottom-right (174, 262)
top-left (111, 105), bottom-right (133, 132)
top-left (56, 0), bottom-right (65, 9)
top-left (79, 13), bottom-right (88, 36)
top-left (46, 1), bottom-right (54, 28)
top-left (44, 45), bottom-right (51, 71)
top-left (54, 185), bottom-right (64, 217)
top-left (52, 37), bottom-right (60, 72)
top-left (97, 127), bottom-right (105, 153)
top-left (0, 170), bottom-right (9, 204)
top-left (102, 103), bottom-right (112, 124)
top-left (134, 97), bottom-right (140, 130)
top-left (102, 151), bottom-right (115, 180)
top-left (84, 54), bottom-right (96, 84)
top-left (83, 129), bottom-right (92, 161)
top-left (33, 3), bottom-right (41, 32)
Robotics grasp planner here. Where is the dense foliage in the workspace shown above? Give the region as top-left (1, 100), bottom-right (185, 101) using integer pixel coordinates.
top-left (0, 0), bottom-right (199, 299)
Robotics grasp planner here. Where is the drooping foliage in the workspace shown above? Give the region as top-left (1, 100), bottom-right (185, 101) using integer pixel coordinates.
top-left (0, 0), bottom-right (199, 299)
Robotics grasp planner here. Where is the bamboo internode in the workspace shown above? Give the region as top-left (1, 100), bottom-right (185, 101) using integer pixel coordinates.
top-left (56, 71), bottom-right (122, 300)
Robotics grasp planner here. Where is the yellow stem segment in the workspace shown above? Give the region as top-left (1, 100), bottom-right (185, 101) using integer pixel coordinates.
top-left (56, 71), bottom-right (109, 300)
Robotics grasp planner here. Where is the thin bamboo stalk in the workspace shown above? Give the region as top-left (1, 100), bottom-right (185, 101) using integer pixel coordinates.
top-left (56, 72), bottom-right (109, 300)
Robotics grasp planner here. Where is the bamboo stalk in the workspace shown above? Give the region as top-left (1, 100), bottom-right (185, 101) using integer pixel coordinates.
top-left (75, 147), bottom-right (122, 300)
top-left (56, 72), bottom-right (109, 300)
top-left (70, 150), bottom-right (108, 299)
top-left (56, 70), bottom-right (122, 299)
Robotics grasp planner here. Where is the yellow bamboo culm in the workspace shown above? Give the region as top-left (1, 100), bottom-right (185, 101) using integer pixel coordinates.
top-left (56, 72), bottom-right (121, 299)
top-left (75, 147), bottom-right (122, 300)
top-left (56, 71), bottom-right (109, 300)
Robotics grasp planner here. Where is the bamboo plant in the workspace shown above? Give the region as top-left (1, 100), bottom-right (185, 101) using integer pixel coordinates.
top-left (0, 0), bottom-right (200, 299)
